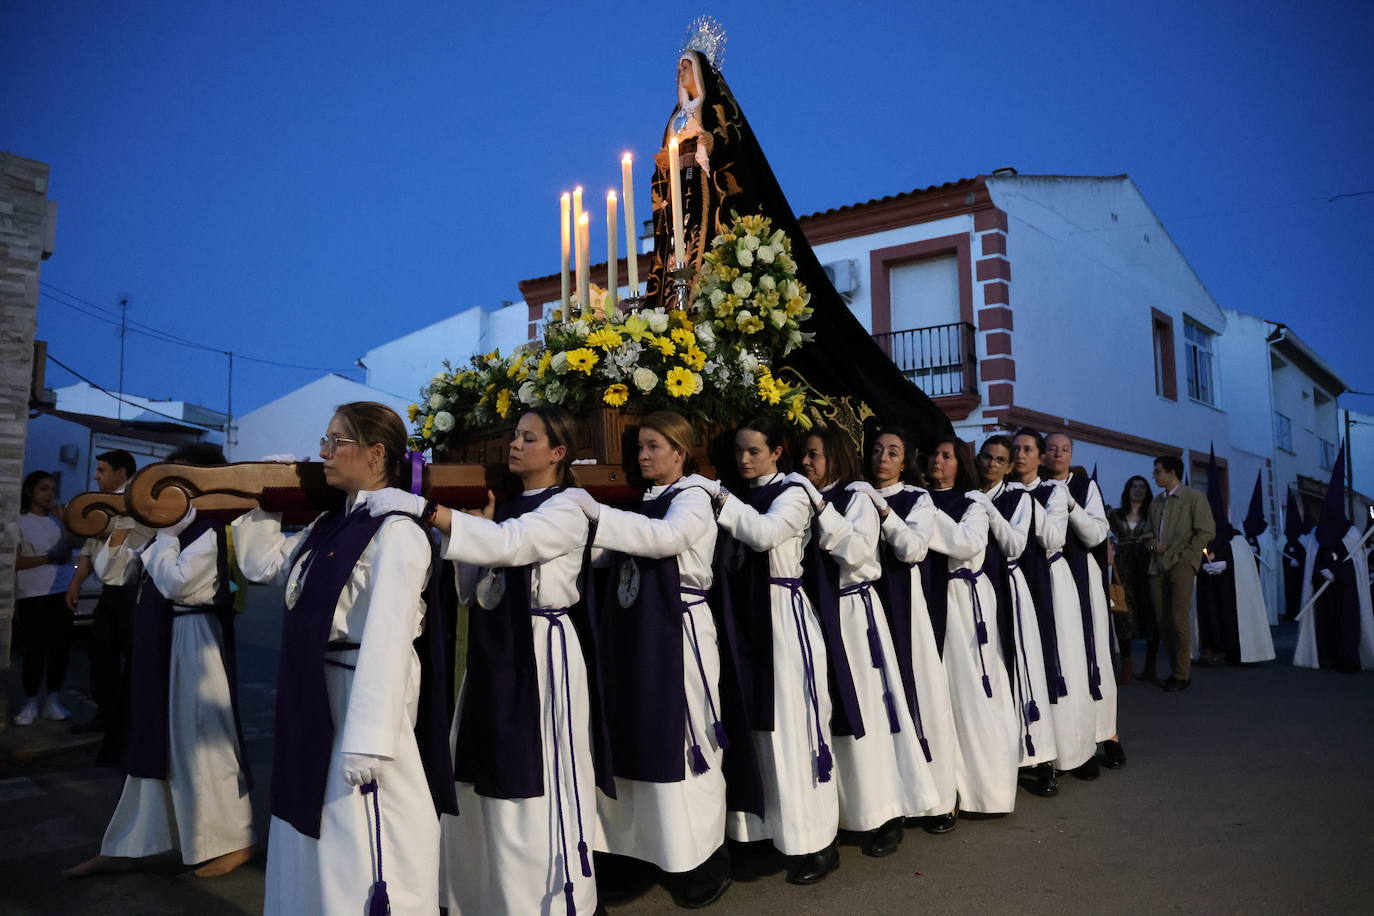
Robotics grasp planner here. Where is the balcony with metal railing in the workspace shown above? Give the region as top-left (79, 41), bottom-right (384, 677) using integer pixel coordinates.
top-left (871, 322), bottom-right (978, 403)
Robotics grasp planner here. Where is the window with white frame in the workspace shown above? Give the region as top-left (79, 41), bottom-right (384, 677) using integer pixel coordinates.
top-left (1184, 319), bottom-right (1217, 406)
top-left (1274, 412), bottom-right (1293, 453)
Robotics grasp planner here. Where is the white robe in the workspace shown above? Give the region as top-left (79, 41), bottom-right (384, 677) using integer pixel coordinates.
top-left (1230, 535), bottom-right (1277, 663)
top-left (100, 527), bottom-right (255, 865)
top-left (1065, 474), bottom-right (1118, 743)
top-left (590, 475), bottom-right (726, 874)
top-left (986, 484), bottom-right (1057, 767)
top-left (718, 474), bottom-right (838, 856)
top-left (928, 489), bottom-right (1018, 815)
top-left (815, 484), bottom-right (941, 832)
top-left (1294, 525), bottom-right (1374, 670)
top-left (876, 483), bottom-right (962, 817)
top-left (233, 495), bottom-right (438, 916)
top-left (439, 488), bottom-right (598, 916)
top-left (1025, 480), bottom-right (1096, 771)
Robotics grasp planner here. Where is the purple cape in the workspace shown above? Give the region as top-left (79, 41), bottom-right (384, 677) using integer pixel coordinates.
top-left (803, 486), bottom-right (864, 738)
top-left (1024, 484), bottom-right (1067, 699)
top-left (1062, 474), bottom-right (1107, 697)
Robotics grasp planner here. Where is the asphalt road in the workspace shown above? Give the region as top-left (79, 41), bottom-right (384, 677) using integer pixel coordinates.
top-left (2, 587), bottom-right (1371, 915)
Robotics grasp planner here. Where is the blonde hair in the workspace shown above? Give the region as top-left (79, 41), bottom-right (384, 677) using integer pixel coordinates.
top-left (638, 410), bottom-right (698, 475)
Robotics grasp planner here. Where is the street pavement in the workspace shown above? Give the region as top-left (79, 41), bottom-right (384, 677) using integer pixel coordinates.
top-left (2, 587), bottom-right (1371, 915)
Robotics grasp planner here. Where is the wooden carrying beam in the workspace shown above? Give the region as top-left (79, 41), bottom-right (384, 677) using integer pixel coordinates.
top-left (65, 491), bottom-right (128, 538)
top-left (114, 461), bottom-right (641, 529)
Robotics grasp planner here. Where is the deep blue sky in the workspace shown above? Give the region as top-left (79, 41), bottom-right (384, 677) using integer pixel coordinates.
top-left (5, 1), bottom-right (1372, 418)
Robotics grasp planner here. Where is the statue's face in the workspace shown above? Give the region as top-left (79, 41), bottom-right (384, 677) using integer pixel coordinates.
top-left (678, 57), bottom-right (698, 98)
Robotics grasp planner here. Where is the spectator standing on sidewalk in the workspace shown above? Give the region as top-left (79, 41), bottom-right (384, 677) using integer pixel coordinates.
top-left (1147, 455), bottom-right (1215, 692)
top-left (13, 471), bottom-right (78, 725)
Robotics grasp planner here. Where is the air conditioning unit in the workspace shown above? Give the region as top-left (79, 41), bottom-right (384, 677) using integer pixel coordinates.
top-left (823, 259), bottom-right (860, 299)
top-left (59, 444), bottom-right (80, 465)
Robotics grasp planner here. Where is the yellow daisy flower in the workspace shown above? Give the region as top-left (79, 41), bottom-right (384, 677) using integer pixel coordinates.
top-left (682, 345), bottom-right (706, 371)
top-left (495, 388), bottom-right (512, 418)
top-left (537, 350), bottom-right (553, 379)
top-left (670, 326), bottom-right (696, 348)
top-left (586, 328), bottom-right (624, 351)
top-left (566, 347), bottom-right (599, 375)
top-left (603, 383), bottom-right (630, 407)
top-left (407, 403), bottom-right (420, 422)
top-left (757, 371), bottom-right (782, 405)
top-left (665, 366), bottom-right (697, 399)
top-left (652, 336), bottom-right (676, 357)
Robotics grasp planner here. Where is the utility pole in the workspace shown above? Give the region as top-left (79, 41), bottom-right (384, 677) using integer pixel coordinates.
top-left (226, 350), bottom-right (235, 456)
top-left (1346, 408), bottom-right (1354, 522)
top-left (117, 295), bottom-right (129, 420)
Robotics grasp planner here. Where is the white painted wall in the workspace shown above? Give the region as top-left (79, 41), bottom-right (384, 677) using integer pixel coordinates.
top-left (361, 301), bottom-right (530, 400)
top-left (230, 374), bottom-right (412, 463)
top-left (54, 381), bottom-right (228, 433)
top-left (24, 415), bottom-right (188, 504)
top-left (1349, 407), bottom-right (1374, 503)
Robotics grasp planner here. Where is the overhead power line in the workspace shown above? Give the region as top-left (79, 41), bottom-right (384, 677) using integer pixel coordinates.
top-left (44, 352), bottom-right (225, 431)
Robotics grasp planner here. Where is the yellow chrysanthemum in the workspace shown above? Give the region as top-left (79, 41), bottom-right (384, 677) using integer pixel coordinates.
top-left (495, 388), bottom-right (512, 418)
top-left (603, 383), bottom-right (630, 407)
top-left (423, 414), bottom-right (435, 432)
top-left (651, 336), bottom-right (676, 357)
top-left (586, 328), bottom-right (624, 351)
top-left (407, 403), bottom-right (420, 422)
top-left (682, 345), bottom-right (706, 371)
top-left (537, 350), bottom-right (553, 379)
top-left (669, 326), bottom-right (696, 348)
top-left (665, 366), bottom-right (697, 399)
top-left (757, 372), bottom-right (782, 405)
top-left (566, 347), bottom-right (599, 375)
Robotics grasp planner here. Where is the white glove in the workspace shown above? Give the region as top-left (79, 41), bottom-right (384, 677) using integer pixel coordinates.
top-left (783, 471), bottom-right (824, 509)
top-left (847, 480), bottom-right (890, 516)
top-left (1286, 558), bottom-right (1299, 568)
top-left (1202, 560), bottom-right (1228, 575)
top-left (342, 752), bottom-right (385, 787)
top-left (366, 487), bottom-right (427, 519)
top-left (563, 487), bottom-right (601, 522)
top-left (260, 453), bottom-right (301, 463)
top-left (163, 504), bottom-right (198, 538)
top-left (965, 489), bottom-right (992, 505)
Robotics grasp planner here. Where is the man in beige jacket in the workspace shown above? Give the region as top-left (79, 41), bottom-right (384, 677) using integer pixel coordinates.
top-left (1147, 454), bottom-right (1216, 691)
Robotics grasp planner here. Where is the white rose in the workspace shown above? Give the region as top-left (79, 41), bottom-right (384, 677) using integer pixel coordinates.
top-left (736, 247), bottom-right (754, 268)
top-left (544, 380), bottom-right (566, 404)
top-left (756, 244), bottom-right (776, 264)
top-left (646, 310), bottom-right (669, 333)
top-left (569, 319), bottom-right (590, 338)
top-left (691, 372), bottom-right (705, 395)
top-left (786, 279), bottom-right (801, 300)
top-left (427, 393), bottom-right (447, 409)
top-left (770, 309), bottom-right (788, 329)
top-left (433, 411), bottom-right (455, 432)
top-left (770, 229), bottom-right (787, 247)
top-left (695, 322), bottom-right (716, 345)
top-left (742, 234), bottom-right (761, 250)
top-left (551, 351), bottom-right (569, 374)
top-left (517, 381), bottom-right (539, 404)
top-left (759, 275), bottom-right (776, 292)
top-left (736, 308), bottom-right (754, 325)
top-left (739, 351), bottom-right (759, 373)
top-left (732, 277), bottom-right (753, 298)
top-left (431, 371), bottom-right (448, 385)
top-left (632, 367), bottom-right (659, 393)
top-left (709, 288), bottom-right (726, 306)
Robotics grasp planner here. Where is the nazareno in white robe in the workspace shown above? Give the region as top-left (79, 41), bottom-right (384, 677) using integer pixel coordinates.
top-left (718, 473), bottom-right (838, 856)
top-left (233, 494), bottom-right (439, 916)
top-left (99, 526), bottom-right (255, 865)
top-left (1065, 474), bottom-right (1118, 743)
top-left (814, 483), bottom-right (941, 832)
top-left (927, 488), bottom-right (1019, 815)
top-left (439, 488), bottom-right (599, 916)
top-left (590, 475), bottom-right (726, 874)
top-left (1191, 535), bottom-right (1278, 664)
top-left (1025, 479), bottom-right (1096, 771)
top-left (1294, 524), bottom-right (1374, 670)
top-left (985, 482), bottom-right (1058, 767)
top-left (874, 483), bottom-right (962, 817)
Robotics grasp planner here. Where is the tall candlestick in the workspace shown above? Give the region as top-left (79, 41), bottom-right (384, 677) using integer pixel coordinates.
top-left (606, 190), bottom-right (618, 315)
top-left (667, 138), bottom-right (685, 268)
top-left (621, 153), bottom-right (638, 295)
top-left (559, 192), bottom-right (571, 314)
top-left (576, 212), bottom-right (590, 314)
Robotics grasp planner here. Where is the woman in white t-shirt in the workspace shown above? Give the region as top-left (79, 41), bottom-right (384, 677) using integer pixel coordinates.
top-left (14, 471), bottom-right (77, 725)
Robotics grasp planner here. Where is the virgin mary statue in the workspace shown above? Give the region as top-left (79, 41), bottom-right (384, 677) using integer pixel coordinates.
top-left (644, 20), bottom-right (952, 446)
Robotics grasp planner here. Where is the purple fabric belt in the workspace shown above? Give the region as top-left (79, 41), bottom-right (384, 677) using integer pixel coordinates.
top-left (680, 586), bottom-right (729, 773)
top-left (1049, 552), bottom-right (1063, 563)
top-left (170, 605), bottom-right (216, 617)
top-left (532, 607), bottom-right (591, 916)
top-left (1004, 567), bottom-right (1041, 757)
top-left (770, 577), bottom-right (833, 783)
top-left (839, 582), bottom-right (902, 735)
top-left (949, 567), bottom-right (994, 699)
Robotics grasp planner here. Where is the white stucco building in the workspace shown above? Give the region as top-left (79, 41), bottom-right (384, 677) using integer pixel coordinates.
top-left (359, 301), bottom-right (530, 400)
top-left (229, 373), bottom-right (412, 462)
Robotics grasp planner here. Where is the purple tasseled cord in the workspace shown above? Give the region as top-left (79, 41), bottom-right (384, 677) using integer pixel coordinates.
top-left (772, 577), bottom-right (832, 783)
top-left (950, 567), bottom-right (994, 698)
top-left (681, 587), bottom-right (729, 754)
top-left (840, 582), bottom-right (901, 734)
top-left (537, 608), bottom-right (591, 916)
top-left (360, 781), bottom-right (390, 916)
top-left (1046, 553), bottom-right (1071, 697)
top-left (1006, 561), bottom-right (1038, 757)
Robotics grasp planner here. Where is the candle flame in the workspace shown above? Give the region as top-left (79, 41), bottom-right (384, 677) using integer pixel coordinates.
top-left (607, 190), bottom-right (617, 201)
top-left (574, 185), bottom-right (583, 193)
top-left (622, 152), bottom-right (632, 163)
top-left (578, 213), bottom-right (589, 225)
top-left (668, 137), bottom-right (679, 149)
top-left (561, 192), bottom-right (569, 202)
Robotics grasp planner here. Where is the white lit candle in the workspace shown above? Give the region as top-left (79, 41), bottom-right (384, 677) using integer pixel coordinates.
top-left (576, 212), bottom-right (590, 314)
top-left (560, 192), bottom-right (571, 313)
top-left (621, 153), bottom-right (638, 295)
top-left (606, 190), bottom-right (618, 315)
top-left (667, 137), bottom-right (685, 268)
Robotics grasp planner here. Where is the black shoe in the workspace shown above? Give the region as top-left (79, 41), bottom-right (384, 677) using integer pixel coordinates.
top-left (1070, 758), bottom-right (1100, 780)
top-left (670, 845), bottom-right (732, 909)
top-left (1100, 740), bottom-right (1126, 769)
top-left (1030, 762), bottom-right (1059, 797)
top-left (861, 818), bottom-right (904, 858)
top-left (593, 852), bottom-right (648, 906)
top-left (1161, 677), bottom-right (1191, 692)
top-left (922, 811), bottom-right (957, 835)
top-left (784, 843), bottom-right (838, 885)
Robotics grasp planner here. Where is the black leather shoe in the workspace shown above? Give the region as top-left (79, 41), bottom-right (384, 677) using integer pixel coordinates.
top-left (1100, 740), bottom-right (1126, 769)
top-left (785, 843), bottom-right (838, 885)
top-left (1070, 758), bottom-right (1100, 780)
top-left (1030, 762), bottom-right (1059, 797)
top-left (1161, 677), bottom-right (1191, 692)
top-left (861, 818), bottom-right (904, 858)
top-left (594, 852), bottom-right (647, 906)
top-left (670, 845), bottom-right (732, 908)
top-left (922, 811), bottom-right (957, 835)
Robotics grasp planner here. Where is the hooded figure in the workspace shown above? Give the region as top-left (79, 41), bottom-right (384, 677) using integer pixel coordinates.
top-left (645, 47), bottom-right (952, 450)
top-left (1281, 489), bottom-right (1308, 621)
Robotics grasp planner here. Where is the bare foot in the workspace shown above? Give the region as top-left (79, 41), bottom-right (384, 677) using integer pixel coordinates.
top-left (193, 845), bottom-right (255, 878)
top-left (62, 855), bottom-right (135, 879)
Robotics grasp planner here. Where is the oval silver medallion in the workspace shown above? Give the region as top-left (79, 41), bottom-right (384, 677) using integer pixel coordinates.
top-left (476, 569), bottom-right (506, 610)
top-left (617, 558), bottom-right (641, 608)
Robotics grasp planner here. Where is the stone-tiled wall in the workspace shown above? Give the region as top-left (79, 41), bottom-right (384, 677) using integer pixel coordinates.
top-left (1, 153), bottom-right (55, 726)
